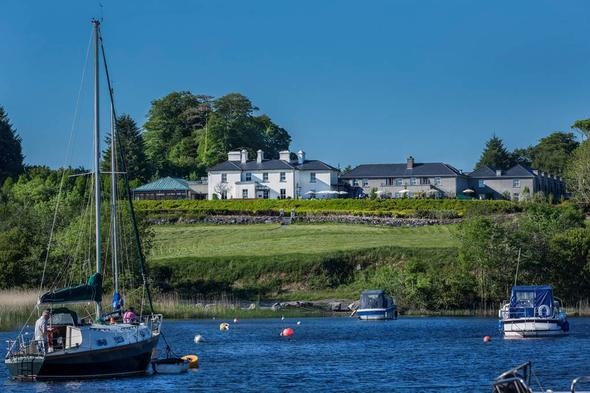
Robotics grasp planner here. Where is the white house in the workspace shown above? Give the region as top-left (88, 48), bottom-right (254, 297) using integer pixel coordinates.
top-left (207, 149), bottom-right (339, 200)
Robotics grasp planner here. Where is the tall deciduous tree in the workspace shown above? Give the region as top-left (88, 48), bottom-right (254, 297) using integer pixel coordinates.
top-left (0, 106), bottom-right (24, 185)
top-left (475, 135), bottom-right (512, 170)
top-left (531, 132), bottom-right (579, 175)
top-left (567, 140), bottom-right (590, 208)
top-left (572, 119), bottom-right (590, 138)
top-left (144, 92), bottom-right (212, 177)
top-left (103, 114), bottom-right (153, 183)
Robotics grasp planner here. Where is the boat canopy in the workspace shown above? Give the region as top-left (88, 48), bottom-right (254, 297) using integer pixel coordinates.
top-left (509, 285), bottom-right (554, 309)
top-left (360, 290), bottom-right (393, 309)
top-left (39, 273), bottom-right (103, 305)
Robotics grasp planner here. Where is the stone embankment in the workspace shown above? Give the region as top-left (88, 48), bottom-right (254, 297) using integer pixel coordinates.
top-left (146, 214), bottom-right (460, 227)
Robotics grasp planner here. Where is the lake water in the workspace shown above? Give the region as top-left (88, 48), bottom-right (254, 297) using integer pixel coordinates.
top-left (2, 317), bottom-right (590, 392)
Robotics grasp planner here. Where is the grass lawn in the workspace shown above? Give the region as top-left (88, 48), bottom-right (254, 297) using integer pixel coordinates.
top-left (149, 223), bottom-right (457, 260)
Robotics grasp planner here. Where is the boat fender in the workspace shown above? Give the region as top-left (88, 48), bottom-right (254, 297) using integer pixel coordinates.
top-left (537, 305), bottom-right (551, 317)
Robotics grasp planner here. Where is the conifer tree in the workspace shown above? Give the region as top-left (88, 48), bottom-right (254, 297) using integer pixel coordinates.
top-left (0, 106), bottom-right (24, 184)
top-left (475, 135), bottom-right (512, 170)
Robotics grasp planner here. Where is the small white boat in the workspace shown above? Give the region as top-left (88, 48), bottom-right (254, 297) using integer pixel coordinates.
top-left (356, 290), bottom-right (397, 320)
top-left (498, 285), bottom-right (569, 339)
top-left (151, 358), bottom-right (189, 374)
top-left (493, 362), bottom-right (590, 392)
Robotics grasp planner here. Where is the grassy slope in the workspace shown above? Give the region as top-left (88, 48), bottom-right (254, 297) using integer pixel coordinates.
top-left (148, 224), bottom-right (458, 300)
top-left (149, 223), bottom-right (456, 260)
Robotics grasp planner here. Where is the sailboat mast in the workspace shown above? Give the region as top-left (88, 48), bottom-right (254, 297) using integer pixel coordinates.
top-left (92, 19), bottom-right (102, 319)
top-left (110, 93), bottom-right (119, 294)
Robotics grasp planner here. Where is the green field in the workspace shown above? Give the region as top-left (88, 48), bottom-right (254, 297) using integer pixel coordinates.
top-left (149, 223), bottom-right (457, 260)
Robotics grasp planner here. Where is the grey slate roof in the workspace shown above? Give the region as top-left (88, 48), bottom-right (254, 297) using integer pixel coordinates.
top-left (340, 163), bottom-right (463, 179)
top-left (469, 164), bottom-right (535, 178)
top-left (133, 176), bottom-right (190, 191)
top-left (208, 159), bottom-right (338, 172)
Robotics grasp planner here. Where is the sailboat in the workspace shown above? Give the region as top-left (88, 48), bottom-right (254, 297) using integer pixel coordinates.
top-left (4, 19), bottom-right (162, 380)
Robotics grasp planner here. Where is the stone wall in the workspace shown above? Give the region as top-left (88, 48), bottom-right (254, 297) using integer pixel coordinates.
top-left (146, 214), bottom-right (460, 226)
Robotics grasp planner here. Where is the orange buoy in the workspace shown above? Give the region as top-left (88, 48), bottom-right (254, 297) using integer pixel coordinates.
top-left (281, 328), bottom-right (294, 337)
top-left (483, 335), bottom-right (492, 343)
top-left (181, 354), bottom-right (199, 369)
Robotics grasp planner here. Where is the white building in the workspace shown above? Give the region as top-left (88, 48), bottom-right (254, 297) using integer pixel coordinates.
top-left (207, 149), bottom-right (339, 200)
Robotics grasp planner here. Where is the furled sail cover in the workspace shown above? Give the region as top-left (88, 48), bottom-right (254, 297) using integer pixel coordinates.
top-left (39, 273), bottom-right (103, 304)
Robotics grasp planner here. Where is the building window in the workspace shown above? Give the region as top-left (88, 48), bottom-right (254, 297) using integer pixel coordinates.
top-left (262, 173), bottom-right (269, 182)
top-left (478, 179), bottom-right (485, 188)
top-left (221, 173), bottom-right (227, 183)
top-left (280, 189), bottom-right (286, 199)
top-left (221, 191), bottom-right (227, 200)
top-left (395, 178), bottom-right (402, 186)
top-left (410, 177), bottom-right (417, 185)
top-left (434, 177), bottom-right (441, 186)
top-left (310, 172), bottom-right (316, 183)
top-left (420, 177), bottom-right (430, 185)
top-left (512, 193), bottom-right (519, 201)
top-left (280, 172), bottom-right (286, 182)
top-left (352, 179), bottom-right (358, 186)
top-left (263, 190), bottom-right (269, 199)
top-left (242, 189), bottom-right (249, 199)
top-left (245, 172), bottom-right (252, 181)
top-left (513, 179), bottom-right (520, 188)
top-left (362, 178), bottom-right (368, 187)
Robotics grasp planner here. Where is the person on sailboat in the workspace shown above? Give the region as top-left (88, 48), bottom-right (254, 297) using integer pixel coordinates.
top-left (34, 309), bottom-right (51, 352)
top-left (123, 307), bottom-right (138, 324)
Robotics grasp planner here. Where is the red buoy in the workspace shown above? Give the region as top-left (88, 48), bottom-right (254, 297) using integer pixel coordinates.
top-left (281, 328), bottom-right (294, 337)
top-left (483, 335), bottom-right (491, 343)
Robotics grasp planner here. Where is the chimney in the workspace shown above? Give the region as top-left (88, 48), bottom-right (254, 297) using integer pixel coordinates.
top-left (279, 150), bottom-right (290, 161)
top-left (496, 169), bottom-right (502, 176)
top-left (228, 150), bottom-right (241, 162)
top-left (406, 156), bottom-right (414, 170)
top-left (297, 150), bottom-right (305, 165)
top-left (240, 149), bottom-right (248, 164)
top-left (256, 149), bottom-right (264, 163)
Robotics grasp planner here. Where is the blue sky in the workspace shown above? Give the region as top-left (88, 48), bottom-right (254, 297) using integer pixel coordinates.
top-left (1, 0), bottom-right (589, 172)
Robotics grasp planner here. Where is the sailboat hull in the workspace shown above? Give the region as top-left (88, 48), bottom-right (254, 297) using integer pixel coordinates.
top-left (6, 335), bottom-right (159, 380)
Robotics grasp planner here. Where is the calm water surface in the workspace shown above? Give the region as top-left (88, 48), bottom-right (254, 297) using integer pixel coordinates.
top-left (2, 317), bottom-right (590, 392)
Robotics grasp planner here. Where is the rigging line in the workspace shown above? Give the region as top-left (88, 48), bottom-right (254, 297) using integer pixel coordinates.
top-left (38, 28), bottom-right (94, 297)
top-left (99, 29), bottom-right (155, 314)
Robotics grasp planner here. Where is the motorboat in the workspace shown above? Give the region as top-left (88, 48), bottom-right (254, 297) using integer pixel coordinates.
top-left (355, 290), bottom-right (397, 320)
top-left (498, 285), bottom-right (569, 338)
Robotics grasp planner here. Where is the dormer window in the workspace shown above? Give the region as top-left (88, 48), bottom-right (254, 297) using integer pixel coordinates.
top-left (245, 172), bottom-right (252, 181)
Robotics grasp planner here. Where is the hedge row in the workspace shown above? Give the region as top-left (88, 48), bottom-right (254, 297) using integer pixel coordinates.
top-left (134, 199), bottom-right (521, 218)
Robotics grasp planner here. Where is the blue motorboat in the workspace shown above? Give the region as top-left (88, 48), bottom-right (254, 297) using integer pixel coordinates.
top-left (498, 285), bottom-right (569, 338)
top-left (355, 290), bottom-right (397, 320)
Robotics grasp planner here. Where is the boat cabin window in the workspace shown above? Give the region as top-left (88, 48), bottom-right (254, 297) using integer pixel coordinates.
top-left (51, 312), bottom-right (77, 326)
top-left (361, 293), bottom-right (384, 309)
top-left (514, 291), bottom-right (535, 305)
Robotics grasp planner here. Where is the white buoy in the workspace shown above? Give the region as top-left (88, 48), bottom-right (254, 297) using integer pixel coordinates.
top-left (281, 316), bottom-right (285, 320)
top-left (296, 321), bottom-right (301, 325)
top-left (233, 318), bottom-right (238, 323)
top-left (194, 334), bottom-right (203, 343)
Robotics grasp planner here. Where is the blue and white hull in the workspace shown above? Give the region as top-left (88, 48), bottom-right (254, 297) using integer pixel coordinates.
top-left (500, 318), bottom-right (569, 339)
top-left (357, 307), bottom-right (397, 320)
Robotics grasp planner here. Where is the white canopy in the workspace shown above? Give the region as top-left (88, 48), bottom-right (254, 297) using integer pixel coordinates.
top-left (463, 189), bottom-right (475, 193)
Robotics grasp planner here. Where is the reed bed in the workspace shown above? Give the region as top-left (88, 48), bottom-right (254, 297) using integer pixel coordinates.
top-left (0, 289), bottom-right (39, 331)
